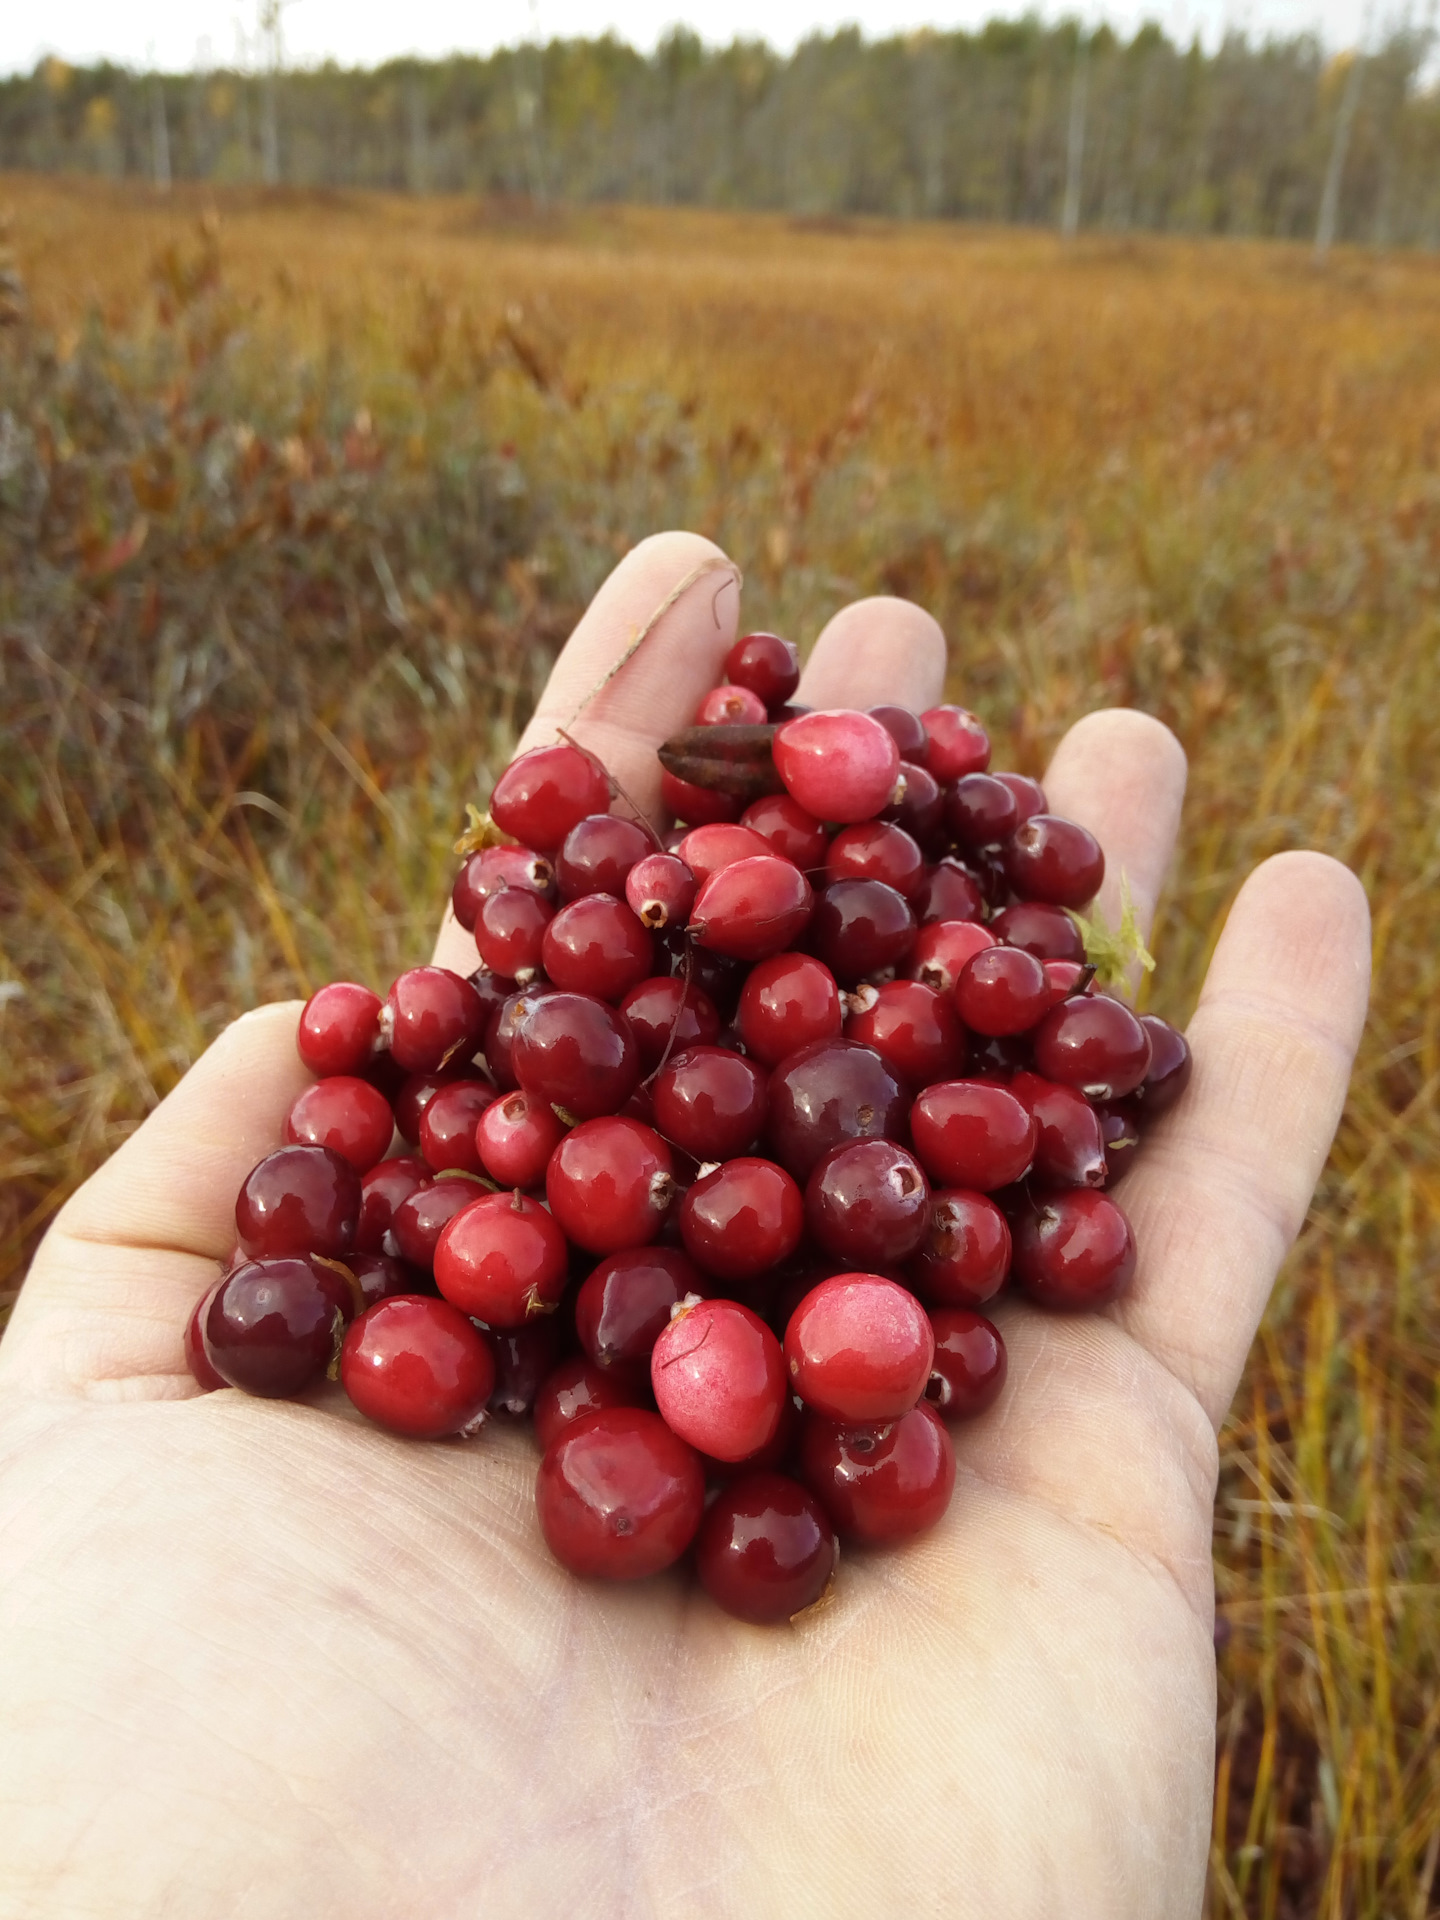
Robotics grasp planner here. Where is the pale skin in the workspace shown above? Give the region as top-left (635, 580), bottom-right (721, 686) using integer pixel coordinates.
top-left (0, 531), bottom-right (1370, 1918)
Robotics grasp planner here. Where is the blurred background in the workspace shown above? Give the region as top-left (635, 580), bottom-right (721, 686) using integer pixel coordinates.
top-left (2, 3), bottom-right (1439, 1915)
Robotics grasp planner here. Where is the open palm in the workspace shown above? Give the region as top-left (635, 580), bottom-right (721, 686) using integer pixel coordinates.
top-left (0, 533), bottom-right (1369, 1919)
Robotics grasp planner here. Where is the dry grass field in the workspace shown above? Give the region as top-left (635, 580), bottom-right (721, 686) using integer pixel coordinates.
top-left (3, 174), bottom-right (1439, 1916)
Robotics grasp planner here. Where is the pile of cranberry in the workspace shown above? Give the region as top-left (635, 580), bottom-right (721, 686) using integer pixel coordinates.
top-left (185, 631), bottom-right (1190, 1624)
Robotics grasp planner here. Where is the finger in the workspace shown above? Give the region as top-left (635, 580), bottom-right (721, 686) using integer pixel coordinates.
top-left (434, 529), bottom-right (739, 973)
top-left (1111, 851), bottom-right (1371, 1429)
top-left (1, 1004), bottom-right (308, 1395)
top-left (797, 597), bottom-right (947, 715)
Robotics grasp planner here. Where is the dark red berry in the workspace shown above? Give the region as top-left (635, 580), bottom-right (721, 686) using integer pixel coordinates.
top-left (1136, 1015), bottom-right (1192, 1116)
top-left (340, 1295), bottom-right (495, 1438)
top-left (297, 982), bottom-right (382, 1078)
top-left (737, 951), bottom-right (842, 1066)
top-left (393, 1061), bottom-right (482, 1144)
top-left (882, 761), bottom-right (945, 850)
top-left (910, 1081), bottom-right (1037, 1192)
top-left (993, 772), bottom-right (1047, 826)
top-left (1098, 1103), bottom-right (1141, 1184)
top-left (475, 1090), bottom-right (565, 1189)
top-left (547, 1116), bottom-right (675, 1255)
top-left (490, 743), bottom-right (611, 852)
top-left (554, 812), bottom-right (652, 902)
top-left (680, 1157), bottom-right (804, 1282)
top-left (1003, 814), bottom-right (1105, 908)
top-left (1032, 993), bottom-right (1153, 1102)
top-left (867, 703), bottom-right (928, 759)
top-left (909, 918), bottom-right (995, 993)
top-left (625, 852), bottom-right (697, 930)
top-left (434, 1188), bottom-right (569, 1326)
top-left (356, 1155), bottom-right (431, 1253)
top-left (284, 1075), bottom-right (395, 1173)
top-left (512, 991), bottom-right (641, 1120)
top-left (388, 1176), bottom-right (482, 1272)
top-left (690, 855), bottom-right (813, 962)
top-left (919, 705), bottom-right (990, 780)
top-left (184, 1284), bottom-right (226, 1391)
top-left (990, 900), bottom-right (1087, 961)
top-left (347, 1251), bottom-right (414, 1309)
top-left (383, 967), bottom-right (489, 1075)
top-left (483, 983), bottom-right (556, 1093)
top-left (955, 945), bottom-right (1050, 1037)
top-left (697, 682), bottom-right (769, 726)
top-left (205, 1256), bottom-right (351, 1397)
top-left (925, 1309), bottom-right (1007, 1420)
top-left (765, 1038), bottom-right (907, 1183)
top-left (908, 1189), bottom-right (1011, 1307)
top-left (235, 1144), bottom-right (360, 1260)
top-left (488, 1316), bottom-right (565, 1417)
top-left (652, 1045), bottom-right (767, 1161)
top-left (1041, 959), bottom-right (1095, 1011)
top-left (418, 1079), bottom-right (496, 1177)
top-left (536, 1407), bottom-right (705, 1579)
top-left (652, 1297), bottom-right (788, 1462)
top-left (799, 1401), bottom-right (955, 1542)
top-left (811, 878), bottom-right (916, 986)
top-left (946, 772), bottom-right (1019, 850)
top-left (915, 859), bottom-right (985, 925)
top-left (740, 792), bottom-right (829, 868)
top-left (784, 1273), bottom-right (934, 1422)
top-left (451, 845), bottom-right (554, 932)
top-left (619, 975), bottom-right (721, 1073)
top-left (1012, 1189), bottom-right (1136, 1308)
top-left (773, 709), bottom-right (901, 823)
top-left (825, 822), bottom-right (925, 901)
top-left (805, 1140), bottom-right (930, 1267)
top-left (575, 1245), bottom-right (706, 1378)
top-left (695, 1472), bottom-right (837, 1623)
top-left (725, 631), bottom-right (801, 708)
top-left (844, 978), bottom-right (965, 1087)
top-left (475, 885), bottom-right (554, 981)
top-left (533, 1356), bottom-right (646, 1452)
top-left (1009, 1070), bottom-right (1107, 1189)
top-left (542, 893), bottom-right (653, 1002)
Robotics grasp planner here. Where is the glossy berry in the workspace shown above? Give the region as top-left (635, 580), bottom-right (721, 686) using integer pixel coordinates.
top-left (512, 991), bottom-right (641, 1120)
top-left (488, 1317), bottom-right (564, 1417)
top-left (652, 1045), bottom-right (767, 1161)
top-left (620, 975), bottom-right (721, 1073)
top-left (910, 918), bottom-right (996, 993)
top-left (1098, 1104), bottom-right (1141, 1185)
top-left (356, 1154), bottom-right (432, 1253)
top-left (676, 822), bottom-right (773, 887)
top-left (993, 772), bottom-right (1048, 826)
top-left (773, 709), bottom-right (901, 823)
top-left (680, 1157), bottom-right (804, 1282)
top-left (547, 1116), bottom-right (675, 1255)
top-left (475, 885), bottom-right (553, 980)
top-left (417, 1078), bottom-right (496, 1177)
top-left (542, 893), bottom-right (653, 1002)
top-left (1003, 814), bottom-right (1105, 908)
top-left (737, 951), bottom-right (842, 1066)
top-left (393, 1061), bottom-right (482, 1144)
top-left (490, 742), bottom-right (612, 852)
top-left (844, 978), bottom-right (965, 1088)
top-left (919, 705), bottom-right (990, 780)
top-left (340, 1295), bottom-right (496, 1438)
top-left (696, 682), bottom-right (769, 726)
top-left (739, 793), bottom-right (829, 869)
top-left (451, 844), bottom-right (554, 932)
top-left (475, 1089), bottom-right (566, 1189)
top-left (955, 945), bottom-right (1050, 1037)
top-left (347, 1252), bottom-right (413, 1309)
top-left (725, 631), bottom-right (801, 707)
top-left (235, 1144), bottom-right (360, 1259)
top-left (910, 1081), bottom-right (1037, 1191)
top-left (661, 766), bottom-right (741, 826)
top-left (810, 879), bottom-right (916, 986)
top-left (784, 1272), bottom-right (934, 1422)
top-left (555, 812), bottom-right (652, 901)
top-left (1010, 1070), bottom-right (1107, 1189)
top-left (1012, 1189), bottom-right (1137, 1309)
top-left (533, 1356), bottom-right (646, 1452)
top-left (625, 852), bottom-right (697, 930)
top-left (946, 772), bottom-right (1019, 850)
top-left (651, 1297), bottom-right (788, 1462)
top-left (536, 1407), bottom-right (705, 1580)
top-left (1041, 959), bottom-right (1095, 1011)
top-left (825, 822), bottom-right (925, 901)
top-left (575, 1245), bottom-right (706, 1378)
top-left (799, 1401), bottom-right (955, 1543)
top-left (908, 1189), bottom-right (1012, 1307)
top-left (297, 982), bottom-right (382, 1077)
top-left (925, 1309), bottom-right (1007, 1421)
top-left (689, 855), bottom-right (813, 962)
top-left (383, 967), bottom-right (488, 1075)
top-left (184, 1285), bottom-right (226, 1391)
top-left (434, 1188), bottom-right (569, 1326)
top-left (805, 1140), bottom-right (930, 1267)
top-left (205, 1256), bottom-right (352, 1397)
top-left (695, 1472), bottom-right (837, 1623)
top-left (765, 1038), bottom-right (907, 1183)
top-left (915, 859), bottom-right (986, 925)
top-left (882, 761), bottom-right (945, 849)
top-left (1136, 1015), bottom-right (1193, 1116)
top-left (483, 983), bottom-right (556, 1092)
top-left (389, 1176), bottom-right (484, 1272)
top-left (284, 1076), bottom-right (395, 1174)
top-left (1031, 993), bottom-right (1153, 1101)
top-left (867, 703), bottom-right (928, 759)
top-left (989, 900), bottom-right (1087, 961)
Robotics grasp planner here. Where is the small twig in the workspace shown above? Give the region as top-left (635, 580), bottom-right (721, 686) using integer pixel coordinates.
top-left (565, 555), bottom-right (742, 728)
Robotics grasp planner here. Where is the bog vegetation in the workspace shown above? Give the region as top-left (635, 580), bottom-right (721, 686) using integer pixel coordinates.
top-left (1, 174), bottom-right (1438, 1915)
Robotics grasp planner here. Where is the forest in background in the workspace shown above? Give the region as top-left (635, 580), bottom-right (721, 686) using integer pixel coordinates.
top-left (1, 19), bottom-right (1437, 247)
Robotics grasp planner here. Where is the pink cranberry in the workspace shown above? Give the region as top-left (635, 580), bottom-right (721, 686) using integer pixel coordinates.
top-left (919, 705), bottom-right (990, 780)
top-left (433, 1189), bottom-right (569, 1326)
top-left (740, 792), bottom-right (829, 868)
top-left (925, 1309), bottom-right (1007, 1420)
top-left (908, 1189), bottom-right (1012, 1307)
top-left (297, 982), bottom-right (382, 1077)
top-left (383, 967), bottom-right (488, 1075)
top-left (680, 1157), bottom-right (804, 1281)
top-left (1003, 814), bottom-right (1105, 908)
top-left (625, 852), bottom-right (697, 930)
top-left (575, 1245), bottom-right (706, 1378)
top-left (805, 1139), bottom-right (930, 1267)
top-left (910, 918), bottom-right (996, 993)
top-left (235, 1144), bottom-right (360, 1259)
top-left (533, 1356), bottom-right (646, 1452)
top-left (695, 1472), bottom-right (837, 1623)
top-left (737, 952), bottom-right (842, 1066)
top-left (542, 893), bottom-right (653, 1002)
top-left (490, 743), bottom-right (611, 852)
top-left (475, 1090), bottom-right (565, 1189)
top-left (773, 709), bottom-right (901, 823)
top-left (910, 1081), bottom-right (1037, 1191)
top-left (843, 978), bottom-right (965, 1087)
top-left (1031, 993), bottom-right (1153, 1101)
top-left (676, 822), bottom-right (773, 886)
top-left (555, 812), bottom-right (652, 900)
top-left (689, 855), bottom-right (813, 962)
top-left (725, 631), bottom-right (800, 707)
top-left (536, 1407), bottom-right (705, 1579)
top-left (825, 821), bottom-right (924, 901)
top-left (799, 1401), bottom-right (955, 1542)
top-left (696, 683), bottom-right (768, 726)
top-left (340, 1295), bottom-right (496, 1438)
top-left (661, 767), bottom-right (741, 826)
top-left (1012, 1190), bottom-right (1136, 1309)
top-left (546, 1116), bottom-right (675, 1255)
top-left (955, 945), bottom-right (1051, 1036)
top-left (284, 1076), bottom-right (395, 1173)
top-left (652, 1045), bottom-right (767, 1161)
top-left (651, 1297), bottom-right (787, 1462)
top-left (512, 991), bottom-right (640, 1119)
top-left (784, 1272), bottom-right (934, 1422)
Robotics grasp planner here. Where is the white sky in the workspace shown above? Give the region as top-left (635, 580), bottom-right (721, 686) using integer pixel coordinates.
top-left (0, 0), bottom-right (1373, 79)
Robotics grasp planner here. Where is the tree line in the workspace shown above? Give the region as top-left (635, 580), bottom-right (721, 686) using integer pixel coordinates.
top-left (2, 20), bottom-right (1435, 247)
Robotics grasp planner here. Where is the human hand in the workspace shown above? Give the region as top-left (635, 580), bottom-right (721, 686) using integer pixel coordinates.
top-left (0, 532), bottom-right (1370, 1918)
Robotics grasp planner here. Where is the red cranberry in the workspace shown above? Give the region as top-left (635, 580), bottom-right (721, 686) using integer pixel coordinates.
top-left (882, 762), bottom-right (945, 850)
top-left (512, 991), bottom-right (641, 1119)
top-left (452, 845), bottom-right (554, 931)
top-left (725, 631), bottom-right (801, 707)
top-left (910, 1081), bottom-right (1037, 1191)
top-left (575, 1245), bottom-right (706, 1376)
top-left (205, 1256), bottom-right (352, 1397)
top-left (389, 1176), bottom-right (481, 1272)
top-left (947, 772), bottom-right (1019, 850)
top-left (235, 1144), bottom-right (360, 1259)
top-left (919, 705), bottom-right (990, 780)
top-left (910, 918), bottom-right (995, 993)
top-left (844, 978), bottom-right (965, 1087)
top-left (475, 886), bottom-right (553, 981)
top-left (825, 822), bottom-right (925, 901)
top-left (283, 1076), bottom-right (394, 1174)
top-left (737, 951), bottom-right (842, 1066)
top-left (867, 703), bottom-right (928, 759)
top-left (297, 982), bottom-right (382, 1077)
top-left (393, 1061), bottom-right (481, 1144)
top-left (680, 1157), bottom-right (804, 1281)
top-left (465, 968), bottom-right (515, 1036)
top-left (489, 1316), bottom-right (564, 1417)
top-left (547, 1115), bottom-right (675, 1254)
top-left (676, 822), bottom-right (773, 886)
top-left (1010, 1070), bottom-right (1107, 1189)
top-left (533, 1356), bottom-right (646, 1451)
top-left (773, 709), bottom-right (900, 823)
top-left (915, 858), bottom-right (986, 925)
top-left (925, 1308), bottom-right (1007, 1420)
top-left (740, 793), bottom-right (829, 869)
top-left (184, 1285), bottom-right (226, 1391)
top-left (490, 742), bottom-right (611, 852)
top-left (661, 767), bottom-right (741, 826)
top-left (620, 975), bottom-right (721, 1073)
top-left (955, 945), bottom-right (1050, 1037)
top-left (383, 967), bottom-right (488, 1075)
top-left (1003, 814), bottom-right (1105, 907)
top-left (1032, 993), bottom-right (1152, 1101)
top-left (542, 893), bottom-right (653, 1002)
top-left (811, 878), bottom-right (916, 985)
top-left (702, 1388), bottom-right (799, 1479)
top-left (483, 983), bottom-right (556, 1092)
top-left (340, 1295), bottom-right (495, 1437)
top-left (434, 1189), bottom-right (569, 1325)
top-left (356, 1155), bottom-right (432, 1253)
top-left (651, 1297), bottom-right (787, 1462)
top-left (990, 900), bottom-right (1087, 961)
top-left (765, 1038), bottom-right (907, 1182)
top-left (347, 1251), bottom-right (414, 1308)
top-left (993, 772), bottom-right (1047, 826)
top-left (418, 1079), bottom-right (496, 1177)
top-left (1098, 1103), bottom-right (1141, 1184)
top-left (536, 1407), bottom-right (705, 1579)
top-left (696, 682), bottom-right (768, 725)
top-left (625, 852), bottom-right (697, 930)
top-left (784, 1272), bottom-right (934, 1422)
top-left (652, 1045), bottom-right (767, 1161)
top-left (695, 1472), bottom-right (837, 1623)
top-left (555, 811), bottom-right (651, 902)
top-left (1012, 1189), bottom-right (1136, 1309)
top-left (1041, 959), bottom-right (1095, 1011)
top-left (908, 1189), bottom-right (1011, 1306)
top-left (690, 856), bottom-right (813, 962)
top-left (1136, 1015), bottom-right (1193, 1116)
top-left (475, 1090), bottom-right (565, 1189)
top-left (799, 1401), bottom-right (955, 1542)
top-left (669, 942), bottom-right (746, 1018)
top-left (805, 1140), bottom-right (930, 1267)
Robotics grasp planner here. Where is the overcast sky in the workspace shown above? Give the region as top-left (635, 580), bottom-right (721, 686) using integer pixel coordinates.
top-left (0, 0), bottom-right (1374, 79)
